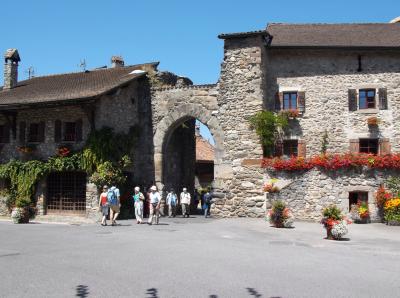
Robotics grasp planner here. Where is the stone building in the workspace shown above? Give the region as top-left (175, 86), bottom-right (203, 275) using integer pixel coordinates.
top-left (1, 21), bottom-right (400, 221)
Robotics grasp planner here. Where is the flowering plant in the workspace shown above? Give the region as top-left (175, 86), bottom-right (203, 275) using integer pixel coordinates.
top-left (367, 116), bottom-right (380, 126)
top-left (358, 202), bottom-right (369, 219)
top-left (56, 146), bottom-right (71, 157)
top-left (280, 109), bottom-right (300, 119)
top-left (375, 186), bottom-right (392, 209)
top-left (321, 205), bottom-right (351, 239)
top-left (384, 198), bottom-right (400, 223)
top-left (263, 178), bottom-right (280, 193)
top-left (17, 145), bottom-right (36, 154)
top-left (262, 153), bottom-right (400, 172)
top-left (266, 200), bottom-right (294, 228)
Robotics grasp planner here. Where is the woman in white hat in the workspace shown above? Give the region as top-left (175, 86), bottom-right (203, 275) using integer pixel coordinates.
top-left (133, 186), bottom-right (145, 224)
top-left (148, 185), bottom-right (161, 225)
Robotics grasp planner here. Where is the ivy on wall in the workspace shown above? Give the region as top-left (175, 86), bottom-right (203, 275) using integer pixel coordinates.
top-left (0, 126), bottom-right (138, 209)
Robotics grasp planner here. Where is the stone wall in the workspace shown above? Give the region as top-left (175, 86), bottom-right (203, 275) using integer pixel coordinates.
top-left (212, 36), bottom-right (265, 217)
top-left (264, 49), bottom-right (400, 156)
top-left (265, 168), bottom-right (396, 221)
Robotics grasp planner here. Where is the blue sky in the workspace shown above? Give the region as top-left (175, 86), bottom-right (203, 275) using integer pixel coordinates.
top-left (1, 0), bottom-right (399, 142)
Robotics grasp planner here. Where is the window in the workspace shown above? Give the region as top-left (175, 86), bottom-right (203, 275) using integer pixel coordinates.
top-left (0, 125), bottom-right (9, 144)
top-left (359, 89), bottom-right (376, 109)
top-left (64, 122), bottom-right (77, 142)
top-left (0, 125), bottom-right (5, 143)
top-left (28, 123), bottom-right (39, 142)
top-left (283, 92), bottom-right (297, 110)
top-left (283, 140), bottom-right (298, 157)
top-left (359, 138), bottom-right (378, 154)
top-left (349, 192), bottom-right (368, 211)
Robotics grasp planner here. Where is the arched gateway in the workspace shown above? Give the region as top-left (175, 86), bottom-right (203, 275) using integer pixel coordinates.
top-left (152, 86), bottom-right (225, 197)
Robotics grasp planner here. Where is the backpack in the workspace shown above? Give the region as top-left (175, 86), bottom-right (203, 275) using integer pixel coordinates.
top-left (204, 193), bottom-right (212, 204)
top-left (107, 189), bottom-right (117, 205)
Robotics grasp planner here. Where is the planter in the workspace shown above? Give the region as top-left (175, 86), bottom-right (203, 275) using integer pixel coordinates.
top-left (326, 228), bottom-right (334, 240)
top-left (11, 207), bottom-right (30, 224)
top-left (355, 217), bottom-right (370, 224)
top-left (274, 221), bottom-right (284, 228)
top-left (387, 220), bottom-right (400, 226)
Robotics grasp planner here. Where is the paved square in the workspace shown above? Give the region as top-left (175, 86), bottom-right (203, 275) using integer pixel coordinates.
top-left (0, 217), bottom-right (399, 298)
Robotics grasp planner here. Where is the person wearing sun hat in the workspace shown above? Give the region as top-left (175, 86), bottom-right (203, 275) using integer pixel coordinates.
top-left (147, 185), bottom-right (161, 225)
top-left (180, 187), bottom-right (191, 218)
top-left (133, 186), bottom-right (145, 224)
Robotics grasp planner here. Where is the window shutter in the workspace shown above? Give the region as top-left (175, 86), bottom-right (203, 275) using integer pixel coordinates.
top-left (275, 92), bottom-right (282, 111)
top-left (298, 140), bottom-right (306, 158)
top-left (274, 140), bottom-right (283, 157)
top-left (379, 138), bottom-right (391, 155)
top-left (349, 139), bottom-right (359, 153)
top-left (76, 119), bottom-right (83, 142)
top-left (3, 123), bottom-right (10, 143)
top-left (348, 89), bottom-right (357, 111)
top-left (54, 120), bottom-right (62, 142)
top-left (19, 121), bottom-right (26, 144)
top-left (378, 88), bottom-right (388, 110)
top-left (38, 121), bottom-right (45, 143)
top-left (297, 91), bottom-right (305, 113)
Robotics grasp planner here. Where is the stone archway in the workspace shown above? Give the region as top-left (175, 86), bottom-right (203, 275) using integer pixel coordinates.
top-left (153, 103), bottom-right (224, 192)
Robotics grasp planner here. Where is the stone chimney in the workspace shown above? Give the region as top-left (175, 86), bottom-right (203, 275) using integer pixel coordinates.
top-left (3, 49), bottom-right (20, 89)
top-left (111, 56), bottom-right (124, 68)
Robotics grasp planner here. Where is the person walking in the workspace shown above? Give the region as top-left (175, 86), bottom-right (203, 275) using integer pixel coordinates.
top-left (133, 186), bottom-right (145, 224)
top-left (108, 185), bottom-right (120, 226)
top-left (98, 185), bottom-right (109, 226)
top-left (203, 189), bottom-right (212, 218)
top-left (166, 188), bottom-right (178, 218)
top-left (180, 187), bottom-right (191, 218)
top-left (148, 185), bottom-right (161, 225)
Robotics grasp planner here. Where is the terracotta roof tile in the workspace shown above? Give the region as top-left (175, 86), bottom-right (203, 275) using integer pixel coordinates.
top-left (196, 136), bottom-right (215, 162)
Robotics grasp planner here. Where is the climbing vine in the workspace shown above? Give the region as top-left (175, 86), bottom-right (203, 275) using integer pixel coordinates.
top-left (249, 110), bottom-right (288, 157)
top-left (0, 126), bottom-right (138, 210)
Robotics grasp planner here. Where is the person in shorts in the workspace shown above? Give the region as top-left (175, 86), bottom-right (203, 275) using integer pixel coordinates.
top-left (98, 185), bottom-right (109, 226)
top-left (148, 185), bottom-right (161, 225)
top-left (108, 186), bottom-right (120, 226)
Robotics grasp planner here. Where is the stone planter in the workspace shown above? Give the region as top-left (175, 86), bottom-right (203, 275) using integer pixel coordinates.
top-left (355, 217), bottom-right (370, 224)
top-left (387, 220), bottom-right (400, 226)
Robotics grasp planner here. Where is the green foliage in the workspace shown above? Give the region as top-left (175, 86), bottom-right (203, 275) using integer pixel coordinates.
top-left (272, 200), bottom-right (286, 212)
top-left (249, 110), bottom-right (288, 157)
top-left (386, 176), bottom-right (400, 197)
top-left (322, 205), bottom-right (342, 220)
top-left (321, 130), bottom-right (329, 154)
top-left (0, 126), bottom-right (138, 209)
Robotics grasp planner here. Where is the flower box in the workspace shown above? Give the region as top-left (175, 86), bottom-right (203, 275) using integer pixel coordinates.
top-left (367, 117), bottom-right (380, 126)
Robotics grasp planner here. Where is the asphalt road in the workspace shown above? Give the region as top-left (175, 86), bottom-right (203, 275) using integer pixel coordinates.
top-left (0, 217), bottom-right (399, 298)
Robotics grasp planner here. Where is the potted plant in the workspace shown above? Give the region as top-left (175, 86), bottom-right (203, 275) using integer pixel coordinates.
top-left (321, 205), bottom-right (351, 240)
top-left (367, 116), bottom-right (380, 126)
top-left (11, 197), bottom-right (36, 224)
top-left (266, 200), bottom-right (294, 228)
top-left (384, 198), bottom-right (400, 226)
top-left (263, 178), bottom-right (280, 193)
top-left (280, 109), bottom-right (300, 119)
top-left (56, 146), bottom-right (71, 157)
top-left (350, 202), bottom-right (370, 224)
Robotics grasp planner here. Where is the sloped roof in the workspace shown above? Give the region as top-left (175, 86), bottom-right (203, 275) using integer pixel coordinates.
top-left (0, 62), bottom-right (159, 107)
top-left (219, 23), bottom-right (400, 49)
top-left (266, 23), bottom-right (400, 48)
top-left (196, 136), bottom-right (215, 162)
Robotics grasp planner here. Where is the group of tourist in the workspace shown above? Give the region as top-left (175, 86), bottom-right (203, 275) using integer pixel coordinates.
top-left (98, 185), bottom-right (213, 226)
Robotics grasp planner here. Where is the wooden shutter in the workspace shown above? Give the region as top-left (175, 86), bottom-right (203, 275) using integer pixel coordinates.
top-left (3, 123), bottom-right (10, 143)
top-left (274, 140), bottom-right (283, 157)
top-left (348, 89), bottom-right (357, 111)
top-left (19, 121), bottom-right (26, 144)
top-left (54, 120), bottom-right (62, 142)
top-left (378, 88), bottom-right (388, 110)
top-left (275, 92), bottom-right (282, 111)
top-left (297, 91), bottom-right (305, 113)
top-left (75, 119), bottom-right (83, 142)
top-left (298, 139), bottom-right (306, 158)
top-left (38, 121), bottom-right (45, 143)
top-left (379, 138), bottom-right (391, 155)
top-left (349, 139), bottom-right (359, 153)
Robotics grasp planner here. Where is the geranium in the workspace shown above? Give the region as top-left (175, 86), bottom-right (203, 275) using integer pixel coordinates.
top-left (56, 146), bottom-right (71, 157)
top-left (280, 109), bottom-right (300, 119)
top-left (263, 178), bottom-right (279, 193)
top-left (267, 200), bottom-right (294, 228)
top-left (358, 202), bottom-right (369, 219)
top-left (375, 186), bottom-right (392, 208)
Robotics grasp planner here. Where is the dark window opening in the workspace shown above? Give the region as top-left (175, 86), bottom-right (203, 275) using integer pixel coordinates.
top-left (359, 89), bottom-right (376, 109)
top-left (28, 123), bottom-right (40, 143)
top-left (0, 125), bottom-right (5, 143)
top-left (283, 92), bottom-right (297, 110)
top-left (359, 138), bottom-right (378, 154)
top-left (283, 140), bottom-right (298, 157)
top-left (349, 191), bottom-right (368, 211)
top-left (64, 122), bottom-right (76, 142)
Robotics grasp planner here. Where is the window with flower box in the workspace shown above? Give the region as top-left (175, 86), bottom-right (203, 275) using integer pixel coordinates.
top-left (275, 139), bottom-right (306, 158)
top-left (283, 140), bottom-right (298, 157)
top-left (275, 91), bottom-right (305, 113)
